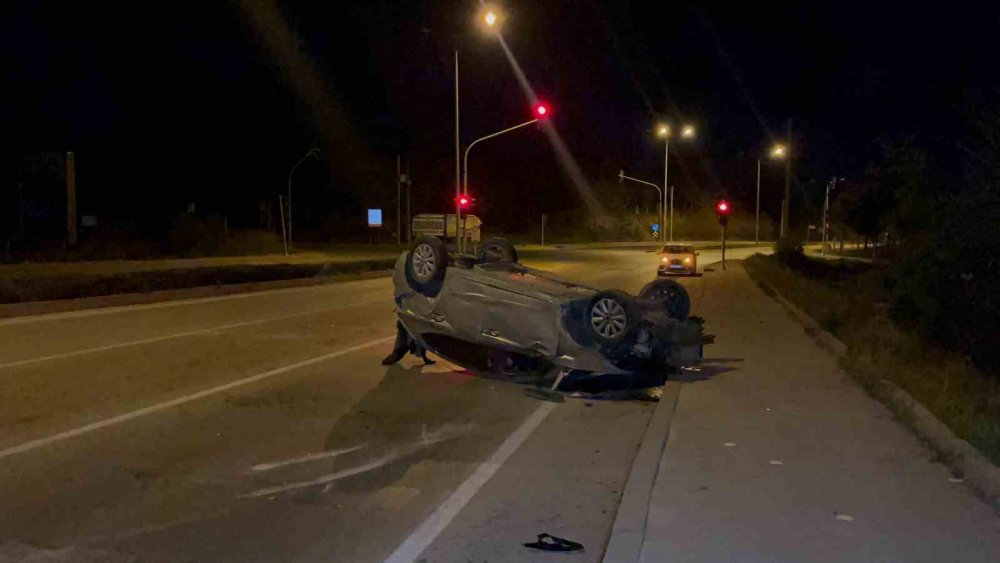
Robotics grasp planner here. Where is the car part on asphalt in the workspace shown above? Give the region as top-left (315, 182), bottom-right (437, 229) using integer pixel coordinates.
top-left (639, 278), bottom-right (692, 320)
top-left (477, 237), bottom-right (518, 263)
top-left (404, 236), bottom-right (449, 296)
top-left (524, 533), bottom-right (584, 552)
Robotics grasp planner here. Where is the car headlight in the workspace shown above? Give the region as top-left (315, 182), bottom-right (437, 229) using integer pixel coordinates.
top-left (684, 256), bottom-right (691, 264)
top-left (661, 257), bottom-right (669, 263)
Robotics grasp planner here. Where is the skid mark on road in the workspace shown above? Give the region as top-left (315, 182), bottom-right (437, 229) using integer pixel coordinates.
top-left (0, 336), bottom-right (394, 462)
top-left (0, 299), bottom-right (382, 370)
top-left (249, 444), bottom-right (368, 472)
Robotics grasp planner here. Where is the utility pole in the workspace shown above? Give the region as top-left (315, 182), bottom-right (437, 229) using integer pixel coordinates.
top-left (454, 50), bottom-right (462, 253)
top-left (822, 176), bottom-right (837, 256)
top-left (65, 151), bottom-right (77, 247)
top-left (405, 161), bottom-right (411, 244)
top-left (780, 118), bottom-right (793, 238)
top-left (396, 155), bottom-right (401, 245)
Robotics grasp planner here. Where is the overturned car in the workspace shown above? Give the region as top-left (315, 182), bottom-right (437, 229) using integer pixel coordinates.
top-left (382, 236), bottom-right (710, 384)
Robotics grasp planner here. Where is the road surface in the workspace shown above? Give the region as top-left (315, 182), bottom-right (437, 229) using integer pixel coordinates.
top-left (1, 245), bottom-right (997, 562)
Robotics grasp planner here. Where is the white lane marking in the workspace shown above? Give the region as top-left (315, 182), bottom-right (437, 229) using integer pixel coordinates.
top-left (0, 336), bottom-right (394, 462)
top-left (835, 514), bottom-right (855, 522)
top-left (384, 401), bottom-right (557, 563)
top-left (249, 444), bottom-right (368, 472)
top-left (0, 300), bottom-right (382, 370)
top-left (0, 275), bottom-right (390, 327)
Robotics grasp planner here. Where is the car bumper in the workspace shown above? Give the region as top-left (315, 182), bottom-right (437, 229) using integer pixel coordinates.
top-left (658, 265), bottom-right (696, 275)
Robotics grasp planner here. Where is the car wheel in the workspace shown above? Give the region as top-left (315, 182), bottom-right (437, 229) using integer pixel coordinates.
top-left (405, 236), bottom-right (449, 296)
top-left (478, 237), bottom-right (518, 263)
top-left (639, 279), bottom-right (691, 320)
top-left (584, 290), bottom-right (637, 357)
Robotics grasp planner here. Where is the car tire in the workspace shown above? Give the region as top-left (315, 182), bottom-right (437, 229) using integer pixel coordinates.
top-left (639, 278), bottom-right (691, 320)
top-left (584, 290), bottom-right (638, 357)
top-left (405, 236), bottom-right (449, 296)
top-left (477, 237), bottom-right (518, 264)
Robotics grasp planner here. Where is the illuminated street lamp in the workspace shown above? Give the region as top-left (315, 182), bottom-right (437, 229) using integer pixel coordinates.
top-left (453, 5), bottom-right (505, 252)
top-left (755, 143), bottom-right (787, 244)
top-left (657, 122), bottom-right (696, 242)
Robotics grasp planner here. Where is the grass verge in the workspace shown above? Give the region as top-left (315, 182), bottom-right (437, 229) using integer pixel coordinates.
top-left (743, 253), bottom-right (1000, 465)
top-left (0, 259), bottom-right (397, 304)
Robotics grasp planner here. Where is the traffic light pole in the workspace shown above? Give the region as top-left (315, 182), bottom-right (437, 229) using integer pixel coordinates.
top-left (721, 221), bottom-right (727, 271)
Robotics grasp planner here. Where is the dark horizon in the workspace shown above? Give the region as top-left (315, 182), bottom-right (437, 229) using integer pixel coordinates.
top-left (3, 1), bottom-right (997, 238)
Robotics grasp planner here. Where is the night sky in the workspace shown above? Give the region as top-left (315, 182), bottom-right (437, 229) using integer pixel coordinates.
top-left (2, 1), bottom-right (997, 235)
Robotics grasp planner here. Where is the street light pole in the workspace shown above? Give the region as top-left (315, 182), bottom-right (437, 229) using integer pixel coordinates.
top-left (755, 158), bottom-right (761, 244)
top-left (663, 138), bottom-right (670, 242)
top-left (619, 170), bottom-right (662, 240)
top-left (287, 147), bottom-right (318, 245)
top-left (780, 118), bottom-right (793, 238)
top-left (657, 123), bottom-right (695, 243)
top-left (463, 118), bottom-right (539, 197)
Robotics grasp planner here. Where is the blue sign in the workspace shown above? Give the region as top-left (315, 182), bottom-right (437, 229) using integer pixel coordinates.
top-left (652, 223), bottom-right (660, 232)
top-left (367, 209), bottom-right (383, 227)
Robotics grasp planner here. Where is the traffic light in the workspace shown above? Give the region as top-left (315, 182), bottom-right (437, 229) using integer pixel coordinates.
top-left (456, 194), bottom-right (474, 210)
top-left (715, 199), bottom-right (730, 226)
top-left (533, 103), bottom-right (550, 119)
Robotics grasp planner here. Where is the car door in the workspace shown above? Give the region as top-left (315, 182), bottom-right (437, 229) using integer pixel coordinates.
top-left (474, 270), bottom-right (560, 356)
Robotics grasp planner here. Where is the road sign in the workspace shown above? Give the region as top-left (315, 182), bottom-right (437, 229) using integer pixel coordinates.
top-left (652, 223), bottom-right (660, 232)
top-left (367, 209), bottom-right (383, 227)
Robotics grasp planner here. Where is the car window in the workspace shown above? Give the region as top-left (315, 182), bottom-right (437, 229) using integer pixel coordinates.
top-left (663, 246), bottom-right (694, 253)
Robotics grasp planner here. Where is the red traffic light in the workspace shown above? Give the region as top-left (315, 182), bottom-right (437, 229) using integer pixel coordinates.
top-left (716, 200), bottom-right (731, 215)
top-left (456, 194), bottom-right (474, 210)
top-left (533, 103), bottom-right (550, 119)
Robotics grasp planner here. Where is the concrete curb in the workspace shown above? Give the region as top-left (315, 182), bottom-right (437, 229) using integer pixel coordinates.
top-left (0, 270), bottom-right (393, 319)
top-left (759, 280), bottom-right (1000, 511)
top-left (602, 381), bottom-right (681, 563)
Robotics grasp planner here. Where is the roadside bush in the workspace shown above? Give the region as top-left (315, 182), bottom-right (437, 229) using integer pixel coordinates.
top-left (889, 189), bottom-right (1000, 374)
top-left (773, 235), bottom-right (804, 266)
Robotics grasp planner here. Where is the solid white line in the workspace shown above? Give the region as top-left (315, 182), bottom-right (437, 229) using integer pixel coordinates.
top-left (384, 401), bottom-right (557, 563)
top-left (0, 336), bottom-right (394, 462)
top-left (0, 300), bottom-right (381, 370)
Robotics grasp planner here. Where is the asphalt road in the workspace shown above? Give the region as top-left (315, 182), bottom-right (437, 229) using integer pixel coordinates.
top-left (5, 244), bottom-right (996, 562)
top-left (0, 246), bottom-right (761, 562)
